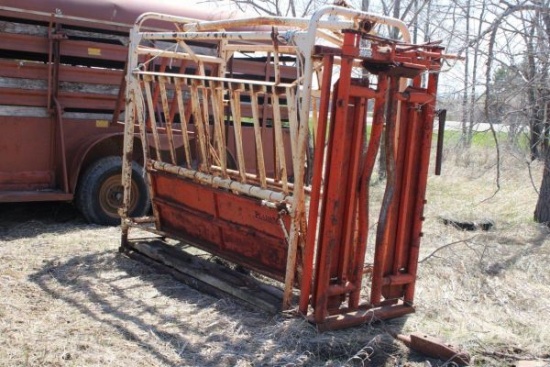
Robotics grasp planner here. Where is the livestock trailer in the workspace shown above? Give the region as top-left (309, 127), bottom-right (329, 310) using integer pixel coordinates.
top-left (0, 0), bottom-right (262, 224)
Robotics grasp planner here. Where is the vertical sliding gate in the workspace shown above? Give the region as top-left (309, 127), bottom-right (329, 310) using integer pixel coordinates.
top-left (121, 7), bottom-right (445, 330)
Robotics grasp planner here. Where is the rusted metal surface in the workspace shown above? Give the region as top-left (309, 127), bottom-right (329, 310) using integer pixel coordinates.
top-left (0, 9), bottom-right (126, 199)
top-left (152, 172), bottom-right (291, 280)
top-left (121, 6), bottom-right (446, 330)
top-left (395, 332), bottom-right (471, 366)
top-left (0, 1), bottom-right (258, 209)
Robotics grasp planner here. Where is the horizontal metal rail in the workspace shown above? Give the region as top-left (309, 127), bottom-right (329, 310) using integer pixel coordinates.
top-left (150, 160), bottom-right (292, 205)
top-left (133, 70), bottom-right (296, 89)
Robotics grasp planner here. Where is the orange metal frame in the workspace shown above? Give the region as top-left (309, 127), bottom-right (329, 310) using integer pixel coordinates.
top-left (121, 8), bottom-right (445, 330)
top-left (300, 32), bottom-right (443, 329)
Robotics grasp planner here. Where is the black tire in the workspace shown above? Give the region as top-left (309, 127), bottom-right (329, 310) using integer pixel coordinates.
top-left (76, 156), bottom-right (150, 226)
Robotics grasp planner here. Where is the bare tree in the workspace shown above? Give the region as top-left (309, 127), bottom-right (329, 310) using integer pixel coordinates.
top-left (477, 0), bottom-right (550, 223)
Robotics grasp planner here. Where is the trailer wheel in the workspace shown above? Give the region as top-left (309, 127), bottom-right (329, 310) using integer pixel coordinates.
top-left (76, 156), bottom-right (149, 226)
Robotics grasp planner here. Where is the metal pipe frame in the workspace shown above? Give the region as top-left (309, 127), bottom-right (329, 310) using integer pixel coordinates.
top-left (120, 7), bottom-right (445, 330)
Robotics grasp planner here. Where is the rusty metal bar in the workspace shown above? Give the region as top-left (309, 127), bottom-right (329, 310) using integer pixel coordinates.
top-left (250, 89), bottom-right (268, 188)
top-left (299, 54), bottom-right (334, 314)
top-left (112, 63), bottom-right (126, 125)
top-left (224, 44), bottom-right (296, 54)
top-left (52, 97), bottom-right (69, 193)
top-left (348, 75), bottom-right (388, 309)
top-left (211, 81), bottom-right (228, 177)
top-left (189, 80), bottom-right (209, 171)
top-left (312, 32), bottom-right (357, 324)
top-left (142, 76), bottom-right (162, 159)
top-left (158, 76), bottom-right (177, 164)
top-left (337, 93), bottom-right (367, 288)
top-left (229, 86), bottom-right (247, 182)
top-left (390, 98), bottom-right (419, 280)
top-left (134, 70), bottom-right (295, 89)
top-left (271, 90), bottom-right (288, 193)
top-left (285, 86), bottom-right (300, 161)
top-left (174, 78), bottom-right (193, 169)
top-left (136, 47), bottom-right (225, 64)
top-left (370, 75), bottom-right (401, 306)
top-left (150, 160), bottom-right (292, 204)
top-left (404, 63), bottom-right (441, 303)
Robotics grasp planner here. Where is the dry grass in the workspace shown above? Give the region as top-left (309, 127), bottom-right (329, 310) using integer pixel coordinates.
top-left (1, 146), bottom-right (550, 367)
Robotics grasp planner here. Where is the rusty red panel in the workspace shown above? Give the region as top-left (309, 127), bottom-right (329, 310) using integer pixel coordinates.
top-left (151, 171), bottom-right (289, 280)
top-left (0, 60), bottom-right (47, 81)
top-left (0, 116), bottom-right (53, 172)
top-left (58, 91), bottom-right (117, 110)
top-left (0, 88), bottom-right (48, 107)
top-left (216, 196), bottom-right (286, 239)
top-left (0, 33), bottom-right (49, 55)
top-left (0, 88), bottom-right (117, 110)
top-left (0, 60), bottom-right (122, 86)
top-left (0, 191), bottom-right (72, 202)
top-left (0, 171), bottom-right (53, 190)
top-left (0, 32), bottom-right (127, 64)
top-left (153, 174), bottom-right (217, 214)
top-left (155, 202), bottom-right (288, 280)
top-left (221, 225), bottom-right (287, 277)
top-left (0, 115), bottom-right (55, 193)
top-left (156, 203), bottom-right (223, 246)
top-left (60, 40), bottom-right (128, 62)
top-left (59, 65), bottom-right (123, 85)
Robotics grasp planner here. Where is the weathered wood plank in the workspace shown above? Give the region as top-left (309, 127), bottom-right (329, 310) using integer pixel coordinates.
top-left (124, 239), bottom-right (284, 313)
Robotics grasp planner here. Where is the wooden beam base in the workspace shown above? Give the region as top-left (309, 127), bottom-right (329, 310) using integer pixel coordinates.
top-left (121, 239), bottom-right (284, 313)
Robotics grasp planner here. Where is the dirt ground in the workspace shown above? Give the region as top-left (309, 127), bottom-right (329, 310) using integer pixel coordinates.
top-left (1, 149), bottom-right (550, 367)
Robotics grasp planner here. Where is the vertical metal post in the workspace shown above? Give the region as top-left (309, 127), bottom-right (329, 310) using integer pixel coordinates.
top-left (370, 75), bottom-right (401, 306)
top-left (348, 75), bottom-right (388, 308)
top-left (404, 57), bottom-right (441, 303)
top-left (299, 55), bottom-right (334, 315)
top-left (312, 32), bottom-right (366, 323)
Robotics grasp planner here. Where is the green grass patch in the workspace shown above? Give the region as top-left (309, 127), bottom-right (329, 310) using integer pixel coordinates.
top-left (435, 129), bottom-right (529, 150)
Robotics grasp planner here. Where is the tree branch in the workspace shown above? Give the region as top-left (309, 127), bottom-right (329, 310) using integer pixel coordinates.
top-left (419, 236), bottom-right (479, 264)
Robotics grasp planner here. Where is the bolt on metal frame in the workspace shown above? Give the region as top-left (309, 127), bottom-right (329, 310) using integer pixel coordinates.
top-left (120, 6), bottom-right (445, 330)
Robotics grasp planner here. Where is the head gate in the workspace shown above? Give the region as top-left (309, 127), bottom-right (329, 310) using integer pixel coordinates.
top-left (120, 6), bottom-right (445, 330)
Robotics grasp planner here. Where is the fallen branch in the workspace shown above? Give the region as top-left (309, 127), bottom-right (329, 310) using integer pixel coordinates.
top-left (419, 236), bottom-right (478, 264)
top-left (479, 349), bottom-right (550, 362)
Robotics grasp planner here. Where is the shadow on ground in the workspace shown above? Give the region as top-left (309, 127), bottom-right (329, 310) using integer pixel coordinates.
top-left (0, 201), bottom-right (87, 240)
top-left (12, 202), bottom-right (452, 366)
top-left (29, 248), bottom-right (429, 366)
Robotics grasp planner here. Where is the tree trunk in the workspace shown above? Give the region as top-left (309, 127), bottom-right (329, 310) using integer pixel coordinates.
top-left (531, 106), bottom-right (543, 160)
top-left (461, 0), bottom-right (471, 149)
top-left (534, 149), bottom-right (550, 224)
top-left (534, 1), bottom-right (550, 225)
top-left (525, 19), bottom-right (540, 160)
